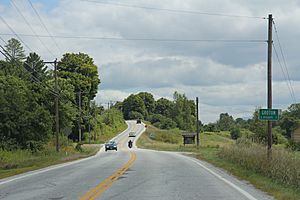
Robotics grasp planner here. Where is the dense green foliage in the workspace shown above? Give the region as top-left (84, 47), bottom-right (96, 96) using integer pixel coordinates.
top-left (121, 91), bottom-right (196, 131)
top-left (89, 108), bottom-right (127, 143)
top-left (0, 38), bottom-right (107, 151)
top-left (0, 75), bottom-right (52, 150)
top-left (202, 105), bottom-right (300, 149)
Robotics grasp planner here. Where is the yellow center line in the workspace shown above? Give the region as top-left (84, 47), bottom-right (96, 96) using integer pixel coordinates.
top-left (80, 152), bottom-right (136, 200)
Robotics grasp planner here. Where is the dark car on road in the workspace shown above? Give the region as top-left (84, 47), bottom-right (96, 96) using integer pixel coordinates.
top-left (105, 141), bottom-right (117, 151)
top-left (136, 119), bottom-right (141, 124)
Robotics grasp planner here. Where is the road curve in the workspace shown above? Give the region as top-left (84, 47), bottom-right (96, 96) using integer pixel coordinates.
top-left (0, 121), bottom-right (273, 200)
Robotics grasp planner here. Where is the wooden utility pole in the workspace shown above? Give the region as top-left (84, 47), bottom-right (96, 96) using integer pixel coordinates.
top-left (44, 59), bottom-right (59, 152)
top-left (267, 14), bottom-right (273, 159)
top-left (54, 59), bottom-right (59, 152)
top-left (88, 100), bottom-right (91, 144)
top-left (78, 91), bottom-right (82, 143)
top-left (196, 97), bottom-right (200, 146)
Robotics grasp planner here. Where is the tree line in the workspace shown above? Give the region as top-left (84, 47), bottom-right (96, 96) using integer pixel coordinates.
top-left (0, 38), bottom-right (103, 151)
top-left (203, 104), bottom-right (300, 149)
top-left (113, 90), bottom-right (300, 149)
top-left (112, 91), bottom-right (196, 131)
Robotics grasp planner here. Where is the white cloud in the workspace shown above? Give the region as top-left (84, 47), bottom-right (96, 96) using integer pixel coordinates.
top-left (0, 0), bottom-right (299, 123)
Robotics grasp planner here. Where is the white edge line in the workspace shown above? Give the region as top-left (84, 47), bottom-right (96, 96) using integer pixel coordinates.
top-left (134, 125), bottom-right (258, 200)
top-left (181, 155), bottom-right (258, 200)
top-left (0, 122), bottom-right (132, 186)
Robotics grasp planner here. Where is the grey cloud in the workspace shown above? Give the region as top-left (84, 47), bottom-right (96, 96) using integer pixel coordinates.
top-left (1, 0), bottom-right (299, 122)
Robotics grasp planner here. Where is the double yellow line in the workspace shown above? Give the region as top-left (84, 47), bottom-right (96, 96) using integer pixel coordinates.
top-left (80, 152), bottom-right (136, 200)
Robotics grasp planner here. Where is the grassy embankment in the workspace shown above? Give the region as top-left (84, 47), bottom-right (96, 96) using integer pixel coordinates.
top-left (0, 143), bottom-right (99, 179)
top-left (137, 124), bottom-right (300, 200)
top-left (0, 109), bottom-right (128, 179)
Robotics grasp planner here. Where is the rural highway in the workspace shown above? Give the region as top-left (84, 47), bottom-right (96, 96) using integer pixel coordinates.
top-left (0, 121), bottom-right (273, 200)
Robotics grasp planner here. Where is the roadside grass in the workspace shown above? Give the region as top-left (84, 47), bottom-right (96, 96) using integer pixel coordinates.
top-left (137, 124), bottom-right (300, 200)
top-left (0, 144), bottom-right (100, 179)
top-left (0, 119), bottom-right (128, 179)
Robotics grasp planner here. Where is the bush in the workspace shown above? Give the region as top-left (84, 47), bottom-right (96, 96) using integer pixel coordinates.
top-left (272, 126), bottom-right (288, 145)
top-left (0, 137), bottom-right (18, 151)
top-left (240, 129), bottom-right (255, 139)
top-left (230, 127), bottom-right (241, 140)
top-left (25, 141), bottom-right (44, 152)
top-left (286, 140), bottom-right (300, 151)
top-left (75, 143), bottom-right (83, 152)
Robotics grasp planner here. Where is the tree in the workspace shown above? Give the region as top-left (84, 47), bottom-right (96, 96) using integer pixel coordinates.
top-left (249, 109), bottom-right (267, 142)
top-left (230, 127), bottom-right (241, 140)
top-left (59, 52), bottom-right (100, 100)
top-left (137, 92), bottom-right (155, 117)
top-left (0, 75), bottom-right (52, 150)
top-left (24, 52), bottom-right (48, 82)
top-left (154, 98), bottom-right (173, 117)
top-left (122, 94), bottom-right (146, 119)
top-left (204, 123), bottom-right (219, 132)
top-left (4, 38), bottom-right (26, 62)
top-left (171, 92), bottom-right (195, 131)
top-left (217, 113), bottom-right (235, 131)
top-left (279, 104), bottom-right (300, 138)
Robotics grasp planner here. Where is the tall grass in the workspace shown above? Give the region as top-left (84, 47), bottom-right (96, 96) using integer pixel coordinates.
top-left (219, 140), bottom-right (300, 188)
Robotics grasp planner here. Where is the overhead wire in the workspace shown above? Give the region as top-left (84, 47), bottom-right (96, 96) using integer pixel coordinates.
top-left (80, 0), bottom-right (266, 19)
top-left (0, 33), bottom-right (266, 43)
top-left (27, 0), bottom-right (62, 54)
top-left (10, 0), bottom-right (57, 58)
top-left (0, 16), bottom-right (33, 52)
top-left (272, 43), bottom-right (296, 104)
top-left (272, 20), bottom-right (297, 103)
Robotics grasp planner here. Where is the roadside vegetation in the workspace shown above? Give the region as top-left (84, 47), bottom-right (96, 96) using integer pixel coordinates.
top-left (137, 124), bottom-right (300, 200)
top-left (0, 143), bottom-right (100, 179)
top-left (0, 38), bottom-right (126, 178)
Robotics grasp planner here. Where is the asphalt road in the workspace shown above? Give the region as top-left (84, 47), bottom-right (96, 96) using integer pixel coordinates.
top-left (0, 121), bottom-right (273, 200)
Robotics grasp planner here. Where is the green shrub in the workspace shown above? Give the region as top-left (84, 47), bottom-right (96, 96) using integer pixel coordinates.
top-left (75, 143), bottom-right (83, 152)
top-left (230, 128), bottom-right (241, 140)
top-left (272, 126), bottom-right (288, 145)
top-left (286, 140), bottom-right (300, 151)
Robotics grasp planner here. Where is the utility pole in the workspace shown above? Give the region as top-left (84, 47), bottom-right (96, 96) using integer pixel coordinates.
top-left (88, 100), bottom-right (91, 144)
top-left (78, 90), bottom-right (82, 143)
top-left (94, 105), bottom-right (97, 141)
top-left (267, 14), bottom-right (273, 159)
top-left (54, 59), bottom-right (59, 152)
top-left (44, 59), bottom-right (59, 152)
top-left (196, 97), bottom-right (200, 146)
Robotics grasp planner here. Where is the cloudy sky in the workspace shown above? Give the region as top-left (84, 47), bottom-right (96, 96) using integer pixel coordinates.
top-left (0, 0), bottom-right (299, 123)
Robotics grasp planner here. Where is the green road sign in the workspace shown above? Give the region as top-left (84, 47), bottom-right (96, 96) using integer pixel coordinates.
top-left (259, 109), bottom-right (280, 121)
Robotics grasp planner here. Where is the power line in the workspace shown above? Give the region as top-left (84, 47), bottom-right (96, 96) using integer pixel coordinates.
top-left (27, 0), bottom-right (62, 53)
top-left (0, 44), bottom-right (58, 97)
top-left (0, 16), bottom-right (33, 52)
top-left (0, 33), bottom-right (266, 43)
top-left (272, 20), bottom-right (297, 103)
top-left (0, 35), bottom-right (7, 45)
top-left (272, 43), bottom-right (296, 104)
top-left (10, 0), bottom-right (57, 58)
top-left (80, 0), bottom-right (266, 19)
